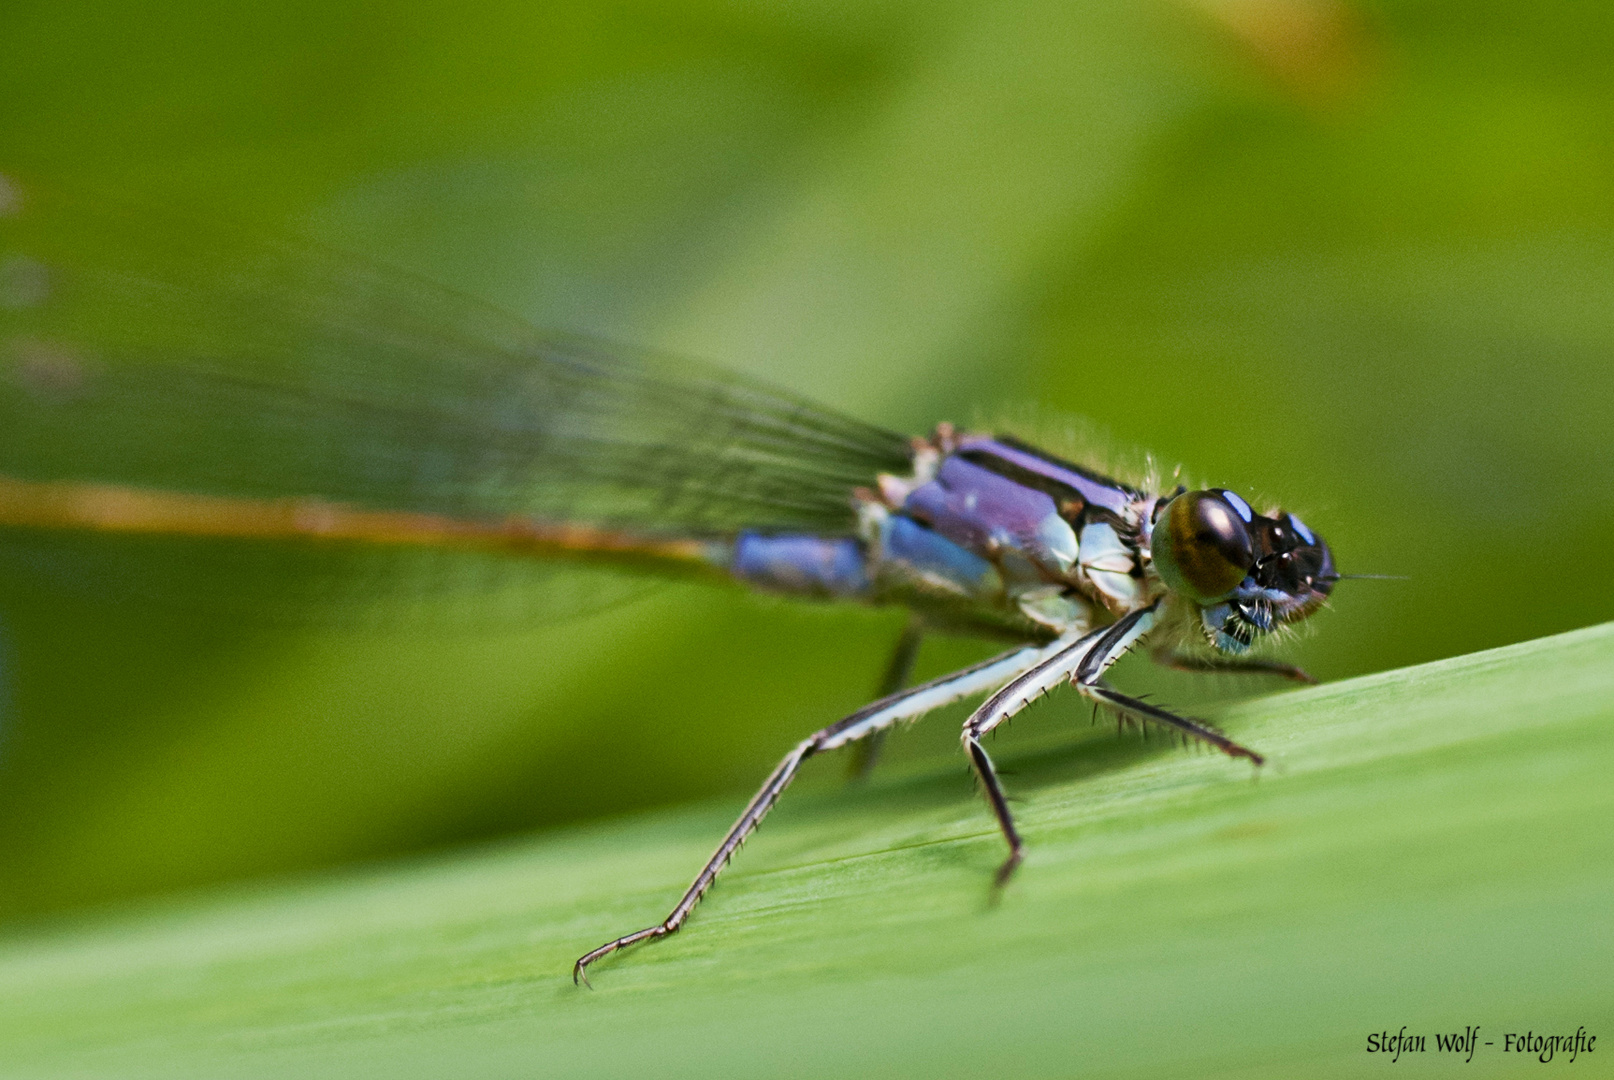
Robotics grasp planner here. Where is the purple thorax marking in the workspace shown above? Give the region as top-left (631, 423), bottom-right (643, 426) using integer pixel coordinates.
top-left (903, 452), bottom-right (1078, 581)
top-left (903, 457), bottom-right (1064, 564)
top-left (956, 436), bottom-right (1134, 515)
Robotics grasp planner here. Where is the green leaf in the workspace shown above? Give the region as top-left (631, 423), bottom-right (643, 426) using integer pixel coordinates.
top-left (1, 622), bottom-right (1610, 1078)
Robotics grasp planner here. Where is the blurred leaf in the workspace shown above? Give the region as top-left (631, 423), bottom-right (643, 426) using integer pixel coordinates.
top-left (0, 621), bottom-right (1607, 1077)
top-left (1, 0), bottom-right (1611, 918)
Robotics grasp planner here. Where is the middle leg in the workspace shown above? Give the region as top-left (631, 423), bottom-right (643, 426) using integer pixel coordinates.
top-left (573, 634), bottom-right (1076, 985)
top-left (960, 626), bottom-right (1110, 883)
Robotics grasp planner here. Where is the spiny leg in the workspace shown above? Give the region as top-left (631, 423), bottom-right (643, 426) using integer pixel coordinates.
top-left (960, 604), bottom-right (1267, 889)
top-left (1080, 683), bottom-right (1263, 764)
top-left (1151, 647), bottom-right (1316, 685)
top-left (1077, 610), bottom-right (1263, 763)
top-left (573, 638), bottom-right (1071, 986)
top-left (960, 627), bottom-right (1111, 885)
top-left (847, 616), bottom-right (925, 781)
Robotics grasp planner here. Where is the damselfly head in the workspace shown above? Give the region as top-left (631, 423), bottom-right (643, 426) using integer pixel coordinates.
top-left (1149, 489), bottom-right (1335, 653)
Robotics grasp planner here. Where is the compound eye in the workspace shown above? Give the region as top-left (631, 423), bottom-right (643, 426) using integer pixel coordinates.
top-left (1150, 490), bottom-right (1255, 604)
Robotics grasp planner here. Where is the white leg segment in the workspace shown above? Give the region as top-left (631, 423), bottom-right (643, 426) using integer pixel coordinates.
top-left (574, 631), bottom-right (1081, 984)
top-left (959, 623), bottom-right (1119, 882)
top-left (816, 634), bottom-right (1079, 751)
top-left (961, 601), bottom-right (1263, 883)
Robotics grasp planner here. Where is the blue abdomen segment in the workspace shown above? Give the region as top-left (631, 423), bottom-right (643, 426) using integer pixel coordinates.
top-left (877, 514), bottom-right (1000, 596)
top-left (730, 518), bottom-right (1004, 606)
top-left (732, 533), bottom-right (870, 598)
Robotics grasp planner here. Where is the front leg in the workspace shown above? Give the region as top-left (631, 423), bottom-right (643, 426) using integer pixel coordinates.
top-left (1152, 646), bottom-right (1316, 685)
top-left (1078, 683), bottom-right (1264, 764)
top-left (1078, 613), bottom-right (1265, 763)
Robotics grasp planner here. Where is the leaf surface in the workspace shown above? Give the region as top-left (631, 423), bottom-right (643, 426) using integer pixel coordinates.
top-left (0, 622), bottom-right (1609, 1078)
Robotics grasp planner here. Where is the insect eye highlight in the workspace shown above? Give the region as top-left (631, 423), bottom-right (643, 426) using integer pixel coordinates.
top-left (1149, 490), bottom-right (1255, 604)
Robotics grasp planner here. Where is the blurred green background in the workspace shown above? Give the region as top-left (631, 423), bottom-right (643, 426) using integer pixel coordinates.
top-left (0, 0), bottom-right (1611, 921)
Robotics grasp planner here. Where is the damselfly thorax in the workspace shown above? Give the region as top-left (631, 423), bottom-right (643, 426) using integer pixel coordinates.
top-left (0, 175), bottom-right (1339, 986)
top-left (732, 421), bottom-right (1334, 648)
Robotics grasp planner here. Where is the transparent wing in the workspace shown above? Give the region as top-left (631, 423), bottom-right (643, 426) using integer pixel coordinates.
top-left (0, 175), bottom-right (913, 620)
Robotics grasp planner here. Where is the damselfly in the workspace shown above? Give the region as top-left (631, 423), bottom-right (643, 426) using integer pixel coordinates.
top-left (0, 176), bottom-right (1338, 985)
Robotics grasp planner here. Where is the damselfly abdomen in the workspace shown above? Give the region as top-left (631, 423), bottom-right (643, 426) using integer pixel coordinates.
top-left (0, 176), bottom-right (1338, 985)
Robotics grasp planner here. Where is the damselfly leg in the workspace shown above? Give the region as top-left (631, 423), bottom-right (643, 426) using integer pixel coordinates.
top-left (960, 627), bottom-right (1110, 885)
top-left (846, 616), bottom-right (926, 781)
top-left (1072, 607), bottom-right (1264, 767)
top-left (572, 636), bottom-right (1069, 986)
top-left (576, 608), bottom-right (1272, 983)
top-left (963, 605), bottom-right (1264, 885)
top-left (1152, 647), bottom-right (1317, 684)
